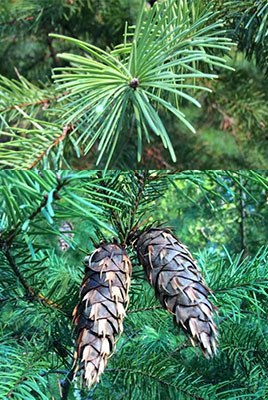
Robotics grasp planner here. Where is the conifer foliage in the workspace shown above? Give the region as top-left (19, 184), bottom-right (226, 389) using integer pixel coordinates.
top-left (0, 0), bottom-right (267, 169)
top-left (0, 170), bottom-right (268, 399)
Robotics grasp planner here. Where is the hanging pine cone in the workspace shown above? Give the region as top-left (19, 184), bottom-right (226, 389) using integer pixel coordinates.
top-left (72, 243), bottom-right (132, 387)
top-left (136, 228), bottom-right (218, 357)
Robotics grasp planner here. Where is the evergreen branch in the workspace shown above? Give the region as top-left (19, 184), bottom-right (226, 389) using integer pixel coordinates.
top-left (51, 0), bottom-right (233, 167)
top-left (3, 248), bottom-right (35, 298)
top-left (14, 106), bottom-right (44, 130)
top-left (0, 124), bottom-right (71, 169)
top-left (6, 375), bottom-right (28, 398)
top-left (28, 124), bottom-right (74, 169)
top-left (94, 171), bottom-right (125, 239)
top-left (215, 279), bottom-right (268, 293)
top-left (60, 368), bottom-right (75, 400)
top-left (238, 176), bottom-right (247, 254)
top-left (4, 174), bottom-right (67, 245)
top-left (0, 74), bottom-right (56, 114)
top-left (2, 247), bottom-right (64, 311)
top-left (0, 94), bottom-right (60, 113)
top-left (0, 340), bottom-right (51, 399)
top-left (127, 171), bottom-right (149, 237)
top-left (108, 367), bottom-right (205, 400)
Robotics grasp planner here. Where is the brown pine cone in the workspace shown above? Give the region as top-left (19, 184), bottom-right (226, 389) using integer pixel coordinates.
top-left (136, 227), bottom-right (218, 357)
top-left (72, 242), bottom-right (132, 387)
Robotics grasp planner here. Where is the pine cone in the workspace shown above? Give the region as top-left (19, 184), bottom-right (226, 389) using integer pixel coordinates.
top-left (136, 228), bottom-right (218, 357)
top-left (72, 243), bottom-right (132, 387)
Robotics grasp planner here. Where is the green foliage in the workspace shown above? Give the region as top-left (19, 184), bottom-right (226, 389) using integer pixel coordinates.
top-left (0, 339), bottom-right (51, 400)
top-left (50, 1), bottom-right (233, 166)
top-left (0, 0), bottom-right (267, 169)
top-left (223, 0), bottom-right (268, 75)
top-left (0, 170), bottom-right (268, 399)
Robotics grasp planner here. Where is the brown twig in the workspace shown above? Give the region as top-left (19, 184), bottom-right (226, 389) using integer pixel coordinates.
top-left (0, 96), bottom-right (59, 113)
top-left (28, 124), bottom-right (74, 169)
top-left (4, 249), bottom-right (35, 298)
top-left (3, 248), bottom-right (64, 310)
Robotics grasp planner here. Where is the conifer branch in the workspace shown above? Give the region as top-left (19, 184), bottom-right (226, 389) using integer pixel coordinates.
top-left (3, 248), bottom-right (35, 298)
top-left (2, 247), bottom-right (63, 311)
top-left (28, 124), bottom-right (74, 169)
top-left (5, 174), bottom-right (67, 245)
top-left (238, 177), bottom-right (247, 255)
top-left (108, 367), bottom-right (205, 400)
top-left (128, 171), bottom-right (148, 233)
top-left (215, 279), bottom-right (268, 293)
top-left (0, 96), bottom-right (56, 113)
top-left (60, 368), bottom-right (75, 400)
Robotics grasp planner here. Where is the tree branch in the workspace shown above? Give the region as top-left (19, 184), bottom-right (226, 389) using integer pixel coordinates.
top-left (238, 176), bottom-right (247, 255)
top-left (2, 247), bottom-right (65, 311)
top-left (108, 367), bottom-right (204, 399)
top-left (0, 173), bottom-right (72, 311)
top-left (28, 124), bottom-right (74, 169)
top-left (0, 94), bottom-right (61, 113)
top-left (5, 173), bottom-right (67, 245)
top-left (4, 249), bottom-right (35, 298)
top-left (60, 368), bottom-right (75, 400)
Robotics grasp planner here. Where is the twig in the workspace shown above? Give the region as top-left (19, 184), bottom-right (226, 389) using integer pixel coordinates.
top-left (4, 249), bottom-right (35, 298)
top-left (3, 248), bottom-right (65, 310)
top-left (60, 368), bottom-right (75, 400)
top-left (238, 176), bottom-right (247, 255)
top-left (1, 97), bottom-right (53, 113)
top-left (1, 174), bottom-right (71, 311)
top-left (29, 124), bottom-right (74, 169)
top-left (107, 367), bottom-right (204, 399)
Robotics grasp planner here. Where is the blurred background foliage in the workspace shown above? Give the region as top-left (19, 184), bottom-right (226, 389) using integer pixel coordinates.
top-left (0, 0), bottom-right (267, 169)
top-left (0, 170), bottom-right (267, 399)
